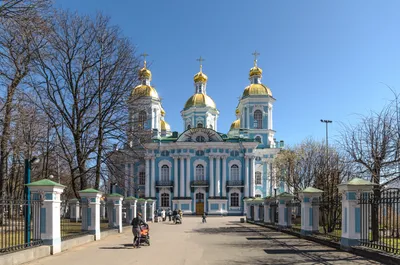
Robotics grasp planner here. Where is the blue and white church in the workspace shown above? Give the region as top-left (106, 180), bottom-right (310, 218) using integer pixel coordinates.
top-left (113, 54), bottom-right (286, 215)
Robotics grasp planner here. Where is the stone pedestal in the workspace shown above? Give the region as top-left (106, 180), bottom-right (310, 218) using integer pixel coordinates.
top-left (106, 193), bottom-right (124, 233)
top-left (27, 179), bottom-right (65, 254)
top-left (263, 197), bottom-right (273, 223)
top-left (69, 199), bottom-right (80, 222)
top-left (298, 187), bottom-right (323, 235)
top-left (137, 199), bottom-right (147, 223)
top-left (147, 199), bottom-right (155, 222)
top-left (338, 178), bottom-right (374, 249)
top-left (277, 193), bottom-right (294, 228)
top-left (100, 200), bottom-right (106, 220)
top-left (78, 188), bottom-right (103, 240)
top-left (243, 199), bottom-right (251, 219)
top-left (124, 197), bottom-right (137, 225)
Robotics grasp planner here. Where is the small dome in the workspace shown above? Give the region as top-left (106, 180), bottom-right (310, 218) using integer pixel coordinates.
top-left (161, 107), bottom-right (165, 116)
top-left (242, 84), bottom-right (272, 97)
top-left (193, 71), bottom-right (208, 83)
top-left (184, 93), bottom-right (216, 110)
top-left (235, 108), bottom-right (240, 115)
top-left (249, 66), bottom-right (262, 77)
top-left (161, 119), bottom-right (170, 131)
top-left (131, 84), bottom-right (159, 99)
top-left (139, 67), bottom-right (152, 80)
top-left (230, 119), bottom-right (240, 130)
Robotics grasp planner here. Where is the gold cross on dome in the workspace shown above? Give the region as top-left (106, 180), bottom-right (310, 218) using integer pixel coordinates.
top-left (196, 56), bottom-right (205, 72)
top-left (252, 50), bottom-right (260, 66)
top-left (140, 53), bottom-right (149, 67)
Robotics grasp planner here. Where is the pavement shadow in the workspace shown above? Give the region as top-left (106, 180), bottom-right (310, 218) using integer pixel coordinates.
top-left (190, 226), bottom-right (267, 235)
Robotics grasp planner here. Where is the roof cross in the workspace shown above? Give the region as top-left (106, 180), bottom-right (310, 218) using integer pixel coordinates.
top-left (196, 56), bottom-right (205, 72)
top-left (141, 53), bottom-right (149, 67)
top-left (252, 50), bottom-right (260, 66)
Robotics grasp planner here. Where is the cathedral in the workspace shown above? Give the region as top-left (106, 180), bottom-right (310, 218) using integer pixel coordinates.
top-left (112, 53), bottom-right (285, 215)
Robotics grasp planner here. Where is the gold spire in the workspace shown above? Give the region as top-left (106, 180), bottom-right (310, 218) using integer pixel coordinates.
top-left (249, 50), bottom-right (262, 77)
top-left (194, 56), bottom-right (208, 83)
top-left (139, 53), bottom-right (152, 80)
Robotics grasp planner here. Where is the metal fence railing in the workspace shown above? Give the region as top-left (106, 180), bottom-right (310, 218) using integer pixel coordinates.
top-left (60, 200), bottom-right (89, 241)
top-left (359, 188), bottom-right (400, 255)
top-left (288, 198), bottom-right (301, 233)
top-left (315, 194), bottom-right (342, 242)
top-left (0, 199), bottom-right (43, 255)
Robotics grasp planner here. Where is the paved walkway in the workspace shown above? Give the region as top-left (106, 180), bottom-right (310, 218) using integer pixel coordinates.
top-left (25, 217), bottom-right (383, 265)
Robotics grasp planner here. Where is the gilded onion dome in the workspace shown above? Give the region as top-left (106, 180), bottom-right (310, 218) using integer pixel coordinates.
top-left (161, 107), bottom-right (165, 116)
top-left (161, 119), bottom-right (170, 131)
top-left (139, 67), bottom-right (152, 80)
top-left (243, 83), bottom-right (272, 97)
top-left (249, 66), bottom-right (262, 77)
top-left (194, 71), bottom-right (208, 83)
top-left (230, 119), bottom-right (240, 130)
top-left (184, 93), bottom-right (216, 110)
top-left (131, 84), bottom-right (159, 99)
top-left (235, 108), bottom-right (240, 115)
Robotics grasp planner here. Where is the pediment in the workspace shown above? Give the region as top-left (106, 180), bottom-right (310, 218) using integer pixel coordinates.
top-left (176, 128), bottom-right (223, 142)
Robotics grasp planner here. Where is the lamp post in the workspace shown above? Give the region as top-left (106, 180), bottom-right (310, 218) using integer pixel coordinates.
top-left (320, 119), bottom-right (332, 156)
top-left (24, 157), bottom-right (40, 244)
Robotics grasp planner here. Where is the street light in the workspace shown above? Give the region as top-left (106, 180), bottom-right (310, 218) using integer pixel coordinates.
top-left (24, 157), bottom-right (40, 244)
top-left (320, 120), bottom-right (332, 155)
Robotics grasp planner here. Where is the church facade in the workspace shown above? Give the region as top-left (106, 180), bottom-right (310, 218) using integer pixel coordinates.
top-left (114, 55), bottom-right (285, 215)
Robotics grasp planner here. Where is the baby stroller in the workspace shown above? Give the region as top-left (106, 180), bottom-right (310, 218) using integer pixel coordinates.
top-left (136, 224), bottom-right (150, 246)
top-left (173, 214), bottom-right (182, 224)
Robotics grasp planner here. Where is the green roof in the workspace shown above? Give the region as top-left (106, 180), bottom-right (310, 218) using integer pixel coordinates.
top-left (277, 192), bottom-right (294, 198)
top-left (146, 199), bottom-right (154, 202)
top-left (107, 193), bottom-right (123, 197)
top-left (124, 196), bottom-right (137, 200)
top-left (346, 178), bottom-right (373, 185)
top-left (79, 188), bottom-right (101, 193)
top-left (243, 198), bottom-right (253, 202)
top-left (301, 187), bottom-right (324, 193)
top-left (137, 198), bottom-right (146, 202)
top-left (26, 179), bottom-right (65, 188)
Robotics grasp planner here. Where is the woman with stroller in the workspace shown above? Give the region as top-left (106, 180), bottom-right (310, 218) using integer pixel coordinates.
top-left (131, 212), bottom-right (147, 248)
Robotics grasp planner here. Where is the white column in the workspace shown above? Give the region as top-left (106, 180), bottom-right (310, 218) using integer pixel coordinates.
top-left (254, 204), bottom-right (260, 221)
top-left (215, 156), bottom-right (221, 197)
top-left (251, 157), bottom-right (255, 197)
top-left (269, 106), bottom-right (273, 130)
top-left (174, 156), bottom-right (178, 196)
top-left (186, 156), bottom-right (191, 198)
top-left (244, 156), bottom-right (249, 198)
top-left (180, 157), bottom-right (185, 197)
top-left (222, 156), bottom-right (227, 197)
top-left (209, 156), bottom-right (214, 197)
top-left (145, 158), bottom-right (150, 197)
top-left (151, 157), bottom-right (156, 197)
top-left (263, 202), bottom-right (271, 223)
top-left (106, 194), bottom-right (123, 233)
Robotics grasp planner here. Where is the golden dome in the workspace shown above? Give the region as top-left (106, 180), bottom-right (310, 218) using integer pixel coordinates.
top-left (242, 84), bottom-right (272, 97)
top-left (161, 119), bottom-right (170, 131)
top-left (235, 108), bottom-right (240, 115)
top-left (230, 119), bottom-right (240, 130)
top-left (193, 71), bottom-right (208, 83)
top-left (131, 84), bottom-right (159, 99)
top-left (161, 107), bottom-right (165, 116)
top-left (184, 93), bottom-right (216, 110)
top-left (139, 67), bottom-right (152, 80)
top-left (249, 66), bottom-right (262, 77)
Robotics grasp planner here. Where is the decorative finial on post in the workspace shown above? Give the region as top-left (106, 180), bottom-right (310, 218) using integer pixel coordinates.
top-left (196, 56), bottom-right (205, 72)
top-left (252, 50), bottom-right (260, 67)
top-left (141, 53), bottom-right (149, 68)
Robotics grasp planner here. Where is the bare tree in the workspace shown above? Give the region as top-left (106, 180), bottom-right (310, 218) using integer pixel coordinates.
top-left (0, 0), bottom-right (50, 19)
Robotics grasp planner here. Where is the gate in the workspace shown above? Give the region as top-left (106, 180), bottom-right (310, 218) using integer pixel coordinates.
top-left (317, 193), bottom-right (342, 242)
top-left (359, 188), bottom-right (400, 255)
top-left (270, 201), bottom-right (278, 224)
top-left (288, 197), bottom-right (301, 232)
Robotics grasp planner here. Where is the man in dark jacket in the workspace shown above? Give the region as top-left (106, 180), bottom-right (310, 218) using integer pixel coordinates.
top-left (131, 212), bottom-right (147, 248)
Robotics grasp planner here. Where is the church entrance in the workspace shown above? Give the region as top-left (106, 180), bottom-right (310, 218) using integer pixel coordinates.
top-left (195, 192), bottom-right (204, 215)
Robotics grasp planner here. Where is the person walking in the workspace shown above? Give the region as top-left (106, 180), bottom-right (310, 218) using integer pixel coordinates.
top-left (161, 209), bottom-right (166, 221)
top-left (202, 212), bottom-right (207, 223)
top-left (131, 212), bottom-right (147, 248)
top-left (167, 208), bottom-right (172, 221)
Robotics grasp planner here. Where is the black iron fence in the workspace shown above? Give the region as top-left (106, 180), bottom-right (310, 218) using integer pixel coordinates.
top-left (60, 200), bottom-right (89, 241)
top-left (359, 188), bottom-right (400, 255)
top-left (0, 199), bottom-right (43, 254)
top-left (288, 198), bottom-right (301, 232)
top-left (270, 201), bottom-right (278, 224)
top-left (316, 194), bottom-right (342, 242)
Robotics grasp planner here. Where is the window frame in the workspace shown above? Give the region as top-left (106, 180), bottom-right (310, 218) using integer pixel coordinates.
top-left (161, 193), bottom-right (170, 207)
top-left (195, 164), bottom-right (205, 181)
top-left (253, 110), bottom-right (263, 129)
top-left (230, 192), bottom-right (239, 207)
top-left (255, 171), bottom-right (262, 185)
top-left (138, 171), bottom-right (145, 185)
top-left (230, 165), bottom-right (239, 181)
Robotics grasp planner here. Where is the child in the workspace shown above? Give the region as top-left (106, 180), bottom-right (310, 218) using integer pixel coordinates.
top-left (202, 212), bottom-right (207, 223)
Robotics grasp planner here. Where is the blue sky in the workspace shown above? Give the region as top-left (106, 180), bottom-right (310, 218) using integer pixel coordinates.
top-left (55, 0), bottom-right (400, 147)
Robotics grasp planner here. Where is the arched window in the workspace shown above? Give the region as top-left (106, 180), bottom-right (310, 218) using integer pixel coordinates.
top-left (196, 136), bottom-right (205, 142)
top-left (196, 165), bottom-right (204, 181)
top-left (230, 165), bottom-right (239, 181)
top-left (161, 193), bottom-right (169, 207)
top-left (197, 123), bottom-right (203, 128)
top-left (161, 165), bottom-right (169, 181)
top-left (255, 136), bottom-right (262, 143)
top-left (254, 110), bottom-right (262, 129)
top-left (138, 172), bottom-right (145, 185)
top-left (231, 192), bottom-right (239, 207)
top-left (138, 111), bottom-right (147, 129)
top-left (255, 172), bottom-right (262, 185)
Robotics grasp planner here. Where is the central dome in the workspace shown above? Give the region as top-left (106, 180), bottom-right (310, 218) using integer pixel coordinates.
top-left (131, 84), bottom-right (159, 99)
top-left (184, 93), bottom-right (216, 110)
top-left (193, 71), bottom-right (208, 83)
top-left (242, 84), bottom-right (272, 97)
